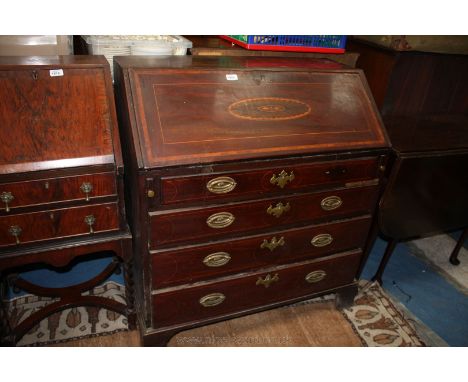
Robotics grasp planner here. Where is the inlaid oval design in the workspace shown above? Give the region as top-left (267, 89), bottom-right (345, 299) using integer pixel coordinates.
top-left (206, 212), bottom-right (235, 229)
top-left (206, 176), bottom-right (237, 194)
top-left (203, 252), bottom-right (232, 267)
top-left (305, 270), bottom-right (327, 284)
top-left (311, 233), bottom-right (334, 248)
top-left (320, 195), bottom-right (343, 211)
top-left (228, 97), bottom-right (311, 121)
top-left (199, 293), bottom-right (226, 307)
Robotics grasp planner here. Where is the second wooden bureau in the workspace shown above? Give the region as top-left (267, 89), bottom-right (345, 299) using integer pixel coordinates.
top-left (0, 56), bottom-right (133, 345)
top-left (113, 56), bottom-right (390, 346)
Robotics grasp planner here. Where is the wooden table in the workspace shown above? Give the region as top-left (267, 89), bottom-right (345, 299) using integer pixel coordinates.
top-left (348, 39), bottom-right (468, 282)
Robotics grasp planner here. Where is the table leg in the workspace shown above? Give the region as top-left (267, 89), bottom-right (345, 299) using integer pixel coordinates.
top-left (449, 228), bottom-right (468, 266)
top-left (0, 272), bottom-right (14, 346)
top-left (372, 239), bottom-right (398, 285)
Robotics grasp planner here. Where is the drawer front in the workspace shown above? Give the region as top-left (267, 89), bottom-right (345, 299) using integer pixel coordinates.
top-left (152, 250), bottom-right (361, 328)
top-left (0, 172), bottom-right (116, 212)
top-left (0, 203), bottom-right (119, 247)
top-left (150, 185), bottom-right (378, 247)
top-left (152, 216), bottom-right (371, 289)
top-left (160, 157), bottom-right (380, 205)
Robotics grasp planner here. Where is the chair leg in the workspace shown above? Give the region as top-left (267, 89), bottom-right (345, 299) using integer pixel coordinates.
top-left (372, 239), bottom-right (398, 285)
top-left (449, 228), bottom-right (468, 266)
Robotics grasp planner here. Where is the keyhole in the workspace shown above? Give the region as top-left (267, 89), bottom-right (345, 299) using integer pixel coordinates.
top-left (32, 70), bottom-right (39, 80)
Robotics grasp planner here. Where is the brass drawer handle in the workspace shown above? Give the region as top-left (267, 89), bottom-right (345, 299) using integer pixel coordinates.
top-left (206, 212), bottom-right (235, 229)
top-left (1, 192), bottom-right (14, 212)
top-left (8, 225), bottom-right (22, 245)
top-left (206, 176), bottom-right (237, 194)
top-left (320, 195), bottom-right (342, 211)
top-left (84, 214), bottom-right (96, 234)
top-left (256, 273), bottom-right (279, 288)
top-left (80, 182), bottom-right (93, 202)
top-left (260, 236), bottom-right (285, 252)
top-left (270, 170), bottom-right (295, 189)
top-left (311, 233), bottom-right (333, 247)
top-left (267, 202), bottom-right (290, 218)
top-left (199, 293), bottom-right (226, 307)
top-left (203, 252), bottom-right (231, 267)
top-left (305, 270), bottom-right (327, 283)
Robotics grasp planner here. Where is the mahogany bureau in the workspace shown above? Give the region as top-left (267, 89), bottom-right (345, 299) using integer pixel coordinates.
top-left (0, 56), bottom-right (134, 345)
top-left (113, 55), bottom-right (390, 346)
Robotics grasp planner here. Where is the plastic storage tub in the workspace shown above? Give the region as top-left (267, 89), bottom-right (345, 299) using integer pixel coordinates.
top-left (82, 35), bottom-right (192, 77)
top-left (220, 35), bottom-right (346, 54)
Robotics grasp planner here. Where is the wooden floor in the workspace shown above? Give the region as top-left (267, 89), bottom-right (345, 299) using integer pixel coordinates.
top-left (53, 300), bottom-right (362, 347)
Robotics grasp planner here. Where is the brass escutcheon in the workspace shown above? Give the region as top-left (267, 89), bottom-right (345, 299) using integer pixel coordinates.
top-left (256, 273), bottom-right (279, 288)
top-left (260, 236), bottom-right (285, 252)
top-left (270, 170), bottom-right (295, 189)
top-left (311, 233), bottom-right (333, 248)
top-left (84, 214), bottom-right (96, 234)
top-left (8, 225), bottom-right (22, 244)
top-left (80, 182), bottom-right (93, 202)
top-left (206, 176), bottom-right (237, 194)
top-left (1, 191), bottom-right (14, 212)
top-left (199, 293), bottom-right (226, 307)
top-left (320, 196), bottom-right (342, 211)
top-left (203, 252), bottom-right (231, 268)
top-left (305, 270), bottom-right (327, 284)
top-left (267, 202), bottom-right (290, 218)
top-left (147, 190), bottom-right (155, 198)
top-left (206, 212), bottom-right (235, 229)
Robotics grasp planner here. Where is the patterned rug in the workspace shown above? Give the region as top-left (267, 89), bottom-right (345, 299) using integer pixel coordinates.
top-left (3, 279), bottom-right (425, 346)
top-left (4, 281), bottom-right (128, 346)
top-left (342, 280), bottom-right (425, 346)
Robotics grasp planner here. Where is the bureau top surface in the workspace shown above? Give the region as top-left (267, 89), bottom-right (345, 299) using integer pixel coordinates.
top-left (115, 56), bottom-right (389, 169)
top-left (0, 56), bottom-right (116, 175)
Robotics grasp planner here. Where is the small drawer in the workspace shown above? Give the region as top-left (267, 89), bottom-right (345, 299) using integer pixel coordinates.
top-left (150, 185), bottom-right (378, 247)
top-left (152, 250), bottom-right (362, 328)
top-left (160, 157), bottom-right (380, 205)
top-left (152, 216), bottom-right (371, 288)
top-left (0, 203), bottom-right (119, 247)
top-left (0, 172), bottom-right (116, 212)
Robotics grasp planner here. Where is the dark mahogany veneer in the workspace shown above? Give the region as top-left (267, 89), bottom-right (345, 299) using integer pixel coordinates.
top-left (113, 55), bottom-right (390, 346)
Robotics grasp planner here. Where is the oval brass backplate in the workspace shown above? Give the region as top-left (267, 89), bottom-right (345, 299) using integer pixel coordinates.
top-left (206, 176), bottom-right (237, 194)
top-left (199, 293), bottom-right (226, 307)
top-left (206, 212), bottom-right (235, 229)
top-left (305, 270), bottom-right (327, 284)
top-left (320, 196), bottom-right (342, 211)
top-left (203, 252), bottom-right (231, 267)
top-left (311, 233), bottom-right (333, 248)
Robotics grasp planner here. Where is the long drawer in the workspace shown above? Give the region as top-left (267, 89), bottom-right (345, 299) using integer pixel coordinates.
top-left (152, 250), bottom-right (362, 328)
top-left (0, 202), bottom-right (120, 248)
top-left (150, 185), bottom-right (378, 247)
top-left (0, 172), bottom-right (116, 212)
top-left (152, 216), bottom-right (371, 288)
top-left (160, 157), bottom-right (380, 205)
